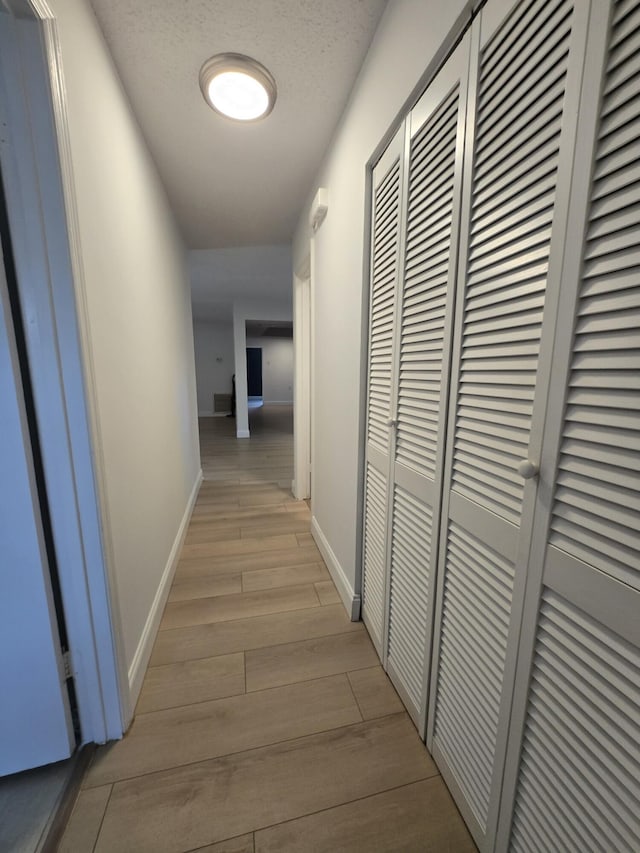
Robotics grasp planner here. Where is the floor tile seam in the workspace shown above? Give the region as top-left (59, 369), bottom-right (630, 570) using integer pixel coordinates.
top-left (240, 561), bottom-right (326, 583)
top-left (148, 623), bottom-right (363, 668)
top-left (242, 626), bottom-right (364, 660)
top-left (344, 668), bottom-right (365, 724)
top-left (188, 506), bottom-right (305, 520)
top-left (144, 651), bottom-right (248, 675)
top-left (91, 782), bottom-right (114, 853)
top-left (127, 667), bottom-right (362, 721)
top-left (153, 603), bottom-right (341, 639)
top-left (250, 775), bottom-right (446, 843)
top-left (178, 541), bottom-right (299, 560)
top-left (183, 831), bottom-right (255, 853)
top-left (158, 598), bottom-right (324, 632)
top-left (190, 505), bottom-right (300, 520)
top-left (82, 712), bottom-right (412, 792)
top-left (184, 528), bottom-right (296, 541)
top-left (238, 576), bottom-right (330, 596)
top-left (164, 580), bottom-right (320, 608)
top-left (245, 660), bottom-right (382, 695)
top-left (175, 560), bottom-right (323, 584)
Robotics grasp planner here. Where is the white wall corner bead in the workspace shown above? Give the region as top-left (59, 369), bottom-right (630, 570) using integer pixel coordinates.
top-left (309, 187), bottom-right (328, 233)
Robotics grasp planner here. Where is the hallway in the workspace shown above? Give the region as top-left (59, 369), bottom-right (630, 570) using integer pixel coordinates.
top-left (58, 407), bottom-right (474, 852)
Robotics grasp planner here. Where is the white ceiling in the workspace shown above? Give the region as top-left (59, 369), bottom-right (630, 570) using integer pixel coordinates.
top-left (89, 0), bottom-right (388, 249)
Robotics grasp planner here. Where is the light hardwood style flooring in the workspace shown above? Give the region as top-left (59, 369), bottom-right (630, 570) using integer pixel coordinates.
top-left (60, 406), bottom-right (475, 852)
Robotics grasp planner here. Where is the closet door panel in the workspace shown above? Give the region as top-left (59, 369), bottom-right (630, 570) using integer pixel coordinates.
top-left (385, 38), bottom-right (469, 730)
top-left (362, 128), bottom-right (404, 656)
top-left (498, 2), bottom-right (640, 847)
top-left (427, 0), bottom-right (591, 847)
top-left (510, 577), bottom-right (640, 853)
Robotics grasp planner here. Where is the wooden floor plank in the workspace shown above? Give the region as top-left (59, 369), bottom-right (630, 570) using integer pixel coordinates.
top-left (136, 652), bottom-right (245, 714)
top-left (254, 778), bottom-right (476, 853)
top-left (245, 631), bottom-right (379, 693)
top-left (86, 675), bottom-right (361, 788)
top-left (93, 715), bottom-right (436, 853)
top-left (242, 562), bottom-right (329, 592)
top-left (160, 585), bottom-right (320, 630)
top-left (150, 604), bottom-right (362, 667)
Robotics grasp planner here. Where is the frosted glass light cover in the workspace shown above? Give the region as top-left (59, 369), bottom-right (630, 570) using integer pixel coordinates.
top-left (199, 54), bottom-right (277, 122)
top-left (208, 71), bottom-right (269, 121)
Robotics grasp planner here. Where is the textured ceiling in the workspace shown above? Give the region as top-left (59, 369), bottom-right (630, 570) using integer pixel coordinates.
top-left (89, 0), bottom-right (388, 249)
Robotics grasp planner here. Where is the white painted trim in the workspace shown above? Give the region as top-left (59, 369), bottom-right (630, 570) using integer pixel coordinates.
top-left (310, 517), bottom-right (360, 621)
top-left (127, 470), bottom-right (202, 712)
top-left (0, 1), bottom-right (125, 743)
top-left (232, 307), bottom-right (249, 437)
top-left (293, 270), bottom-right (311, 500)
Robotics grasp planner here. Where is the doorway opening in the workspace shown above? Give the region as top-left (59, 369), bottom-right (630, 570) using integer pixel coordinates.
top-left (246, 345), bottom-right (263, 407)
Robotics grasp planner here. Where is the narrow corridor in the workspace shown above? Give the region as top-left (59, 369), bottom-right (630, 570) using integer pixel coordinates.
top-left (59, 408), bottom-right (474, 852)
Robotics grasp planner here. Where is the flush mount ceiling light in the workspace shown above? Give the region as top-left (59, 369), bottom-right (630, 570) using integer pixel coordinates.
top-left (199, 53), bottom-right (277, 122)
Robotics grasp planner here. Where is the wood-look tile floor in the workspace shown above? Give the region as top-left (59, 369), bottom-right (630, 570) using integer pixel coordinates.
top-left (60, 406), bottom-right (475, 852)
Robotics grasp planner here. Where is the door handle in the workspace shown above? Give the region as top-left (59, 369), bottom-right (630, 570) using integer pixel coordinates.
top-left (387, 418), bottom-right (398, 428)
top-left (517, 459), bottom-right (539, 480)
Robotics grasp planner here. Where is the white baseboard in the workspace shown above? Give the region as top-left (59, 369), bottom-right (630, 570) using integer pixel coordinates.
top-left (237, 428), bottom-right (250, 438)
top-left (310, 517), bottom-right (361, 621)
top-left (127, 470), bottom-right (203, 714)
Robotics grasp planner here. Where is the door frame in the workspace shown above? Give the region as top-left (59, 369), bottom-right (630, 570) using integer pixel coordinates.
top-left (0, 0), bottom-right (125, 742)
top-left (293, 258), bottom-right (311, 500)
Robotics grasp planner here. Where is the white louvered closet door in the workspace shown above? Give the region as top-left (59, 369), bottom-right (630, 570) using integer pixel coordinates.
top-left (384, 37), bottom-right (470, 732)
top-left (361, 127), bottom-right (405, 656)
top-left (496, 1), bottom-right (640, 849)
top-left (426, 0), bottom-right (592, 848)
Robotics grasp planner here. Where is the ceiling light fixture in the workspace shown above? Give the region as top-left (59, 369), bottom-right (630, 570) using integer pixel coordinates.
top-left (199, 53), bottom-right (277, 122)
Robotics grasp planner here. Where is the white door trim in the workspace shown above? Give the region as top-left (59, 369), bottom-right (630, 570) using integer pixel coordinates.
top-left (293, 265), bottom-right (311, 500)
top-left (0, 0), bottom-right (125, 740)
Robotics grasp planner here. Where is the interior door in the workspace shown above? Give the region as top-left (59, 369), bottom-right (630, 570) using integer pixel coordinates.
top-left (0, 241), bottom-right (74, 776)
top-left (384, 35), bottom-right (470, 732)
top-left (497, 1), bottom-right (640, 847)
top-left (361, 126), bottom-right (404, 657)
top-left (426, 0), bottom-right (592, 847)
top-left (246, 347), bottom-right (263, 398)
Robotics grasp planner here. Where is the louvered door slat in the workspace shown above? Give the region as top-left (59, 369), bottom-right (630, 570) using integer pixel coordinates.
top-left (510, 590), bottom-right (640, 853)
top-left (434, 522), bottom-right (514, 825)
top-left (498, 2), bottom-right (640, 849)
top-left (366, 160), bottom-right (400, 455)
top-left (387, 486), bottom-right (431, 709)
top-left (362, 463), bottom-right (387, 647)
top-left (383, 39), bottom-right (469, 732)
top-left (396, 86), bottom-right (459, 478)
top-left (429, 0), bottom-right (580, 847)
top-left (549, 0), bottom-right (640, 589)
top-left (362, 130), bottom-right (404, 655)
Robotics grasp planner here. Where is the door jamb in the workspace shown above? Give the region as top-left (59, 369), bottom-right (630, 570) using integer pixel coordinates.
top-left (0, 0), bottom-right (126, 741)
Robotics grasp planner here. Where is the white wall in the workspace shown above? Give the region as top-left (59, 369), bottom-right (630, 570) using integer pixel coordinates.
top-left (193, 320), bottom-right (235, 415)
top-left (49, 0), bottom-right (200, 717)
top-left (246, 337), bottom-right (294, 404)
top-left (292, 0), bottom-right (469, 609)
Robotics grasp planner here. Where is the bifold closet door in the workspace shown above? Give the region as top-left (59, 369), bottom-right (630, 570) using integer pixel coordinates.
top-left (497, 1), bottom-right (640, 848)
top-left (426, 0), bottom-right (592, 848)
top-left (384, 36), bottom-right (470, 731)
top-left (361, 127), bottom-right (404, 656)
